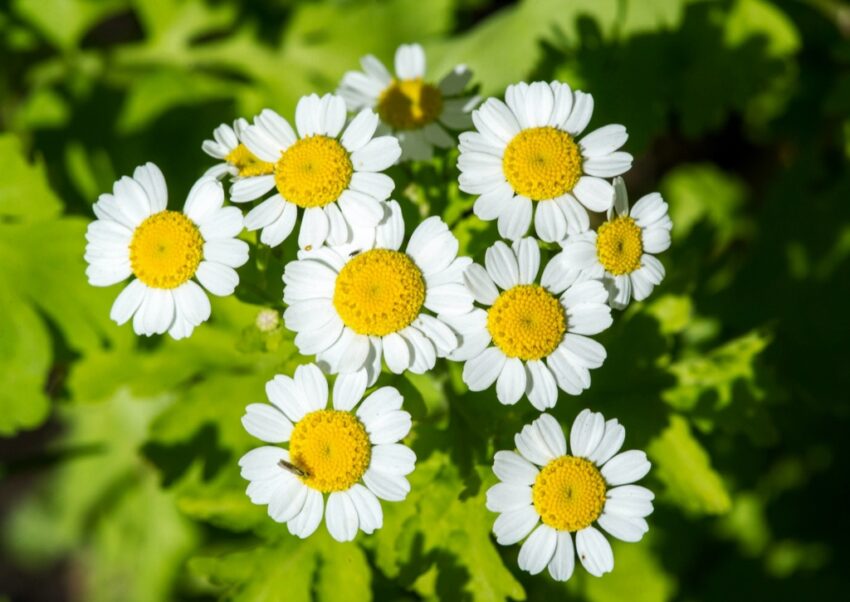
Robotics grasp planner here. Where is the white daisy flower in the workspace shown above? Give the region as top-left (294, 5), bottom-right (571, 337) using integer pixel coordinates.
top-left (201, 118), bottom-right (274, 180)
top-left (557, 177), bottom-right (672, 309)
top-left (283, 200), bottom-right (474, 387)
top-left (239, 363), bottom-right (416, 542)
top-left (84, 163), bottom-right (248, 339)
top-left (487, 411), bottom-right (654, 581)
top-left (230, 93), bottom-right (401, 250)
top-left (338, 42), bottom-right (478, 161)
top-left (457, 80), bottom-right (633, 242)
top-left (458, 238), bottom-right (612, 409)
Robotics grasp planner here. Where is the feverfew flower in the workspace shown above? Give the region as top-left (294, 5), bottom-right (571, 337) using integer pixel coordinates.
top-left (457, 238), bottom-right (612, 409)
top-left (239, 363), bottom-right (416, 542)
top-left (283, 201), bottom-right (474, 388)
top-left (201, 118), bottom-right (274, 180)
top-left (487, 411), bottom-right (654, 580)
top-left (230, 93), bottom-right (401, 250)
top-left (84, 163), bottom-right (248, 339)
top-left (557, 177), bottom-right (672, 309)
top-left (458, 81), bottom-right (633, 242)
top-left (338, 43), bottom-right (477, 161)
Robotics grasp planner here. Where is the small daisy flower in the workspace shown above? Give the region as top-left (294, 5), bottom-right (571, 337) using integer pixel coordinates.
top-left (230, 93), bottom-right (401, 250)
top-left (458, 238), bottom-right (612, 409)
top-left (487, 411), bottom-right (653, 581)
top-left (338, 43), bottom-right (477, 161)
top-left (239, 363), bottom-right (416, 542)
top-left (283, 201), bottom-right (474, 387)
top-left (201, 118), bottom-right (274, 180)
top-left (84, 164), bottom-right (248, 339)
top-left (457, 81), bottom-right (633, 242)
top-left (557, 177), bottom-right (672, 309)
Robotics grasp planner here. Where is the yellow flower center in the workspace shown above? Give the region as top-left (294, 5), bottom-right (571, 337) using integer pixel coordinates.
top-left (274, 135), bottom-right (353, 208)
top-left (502, 127), bottom-right (583, 200)
top-left (533, 456), bottom-right (607, 532)
top-left (129, 211), bottom-right (203, 289)
top-left (288, 410), bottom-right (371, 493)
top-left (224, 143), bottom-right (274, 177)
top-left (377, 78), bottom-right (443, 130)
top-left (333, 249), bottom-right (425, 336)
top-left (487, 285), bottom-right (566, 360)
top-left (596, 216), bottom-right (643, 275)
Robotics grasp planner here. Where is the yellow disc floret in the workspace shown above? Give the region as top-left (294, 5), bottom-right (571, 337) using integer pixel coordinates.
top-left (533, 456), bottom-right (607, 532)
top-left (487, 285), bottom-right (566, 360)
top-left (377, 78), bottom-right (443, 130)
top-left (274, 135), bottom-right (353, 208)
top-left (288, 410), bottom-right (371, 493)
top-left (333, 249), bottom-right (425, 336)
top-left (503, 127), bottom-right (583, 200)
top-left (224, 143), bottom-right (274, 177)
top-left (596, 216), bottom-right (643, 275)
top-left (129, 211), bottom-right (203, 289)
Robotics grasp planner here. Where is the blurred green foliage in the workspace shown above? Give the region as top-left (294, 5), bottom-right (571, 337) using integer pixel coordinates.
top-left (1, 0), bottom-right (849, 600)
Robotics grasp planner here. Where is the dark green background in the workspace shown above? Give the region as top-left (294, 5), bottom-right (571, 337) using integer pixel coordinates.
top-left (1, 0), bottom-right (848, 600)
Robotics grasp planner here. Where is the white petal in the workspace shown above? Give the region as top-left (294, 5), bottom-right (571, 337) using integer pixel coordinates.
top-left (133, 162), bottom-right (167, 212)
top-left (493, 450), bottom-right (539, 486)
top-left (356, 387), bottom-right (403, 424)
top-left (268, 479), bottom-right (309, 523)
top-left (486, 482), bottom-right (532, 513)
top-left (484, 241), bottom-right (519, 290)
top-left (513, 237), bottom-right (540, 284)
top-left (351, 136), bottom-right (401, 172)
top-left (203, 239), bottom-right (249, 268)
top-left (498, 195), bottom-right (533, 241)
top-left (463, 263), bottom-right (499, 305)
top-left (496, 358), bottom-right (527, 405)
top-left (196, 261), bottom-right (238, 296)
top-left (562, 90), bottom-right (594, 135)
top-left (580, 124), bottom-right (628, 158)
top-left (601, 450), bottom-right (651, 486)
top-left (573, 176), bottom-right (614, 213)
top-left (548, 531), bottom-right (576, 582)
top-left (583, 152), bottom-right (633, 178)
top-left (244, 195), bottom-right (285, 231)
top-left (255, 108), bottom-right (297, 150)
top-left (332, 370), bottom-right (367, 412)
top-left (569, 409), bottom-right (606, 458)
top-left (242, 403), bottom-right (293, 443)
top-left (298, 206), bottom-right (329, 250)
top-left (326, 491), bottom-right (359, 542)
top-left (362, 469), bottom-right (410, 502)
top-left (231, 175), bottom-right (276, 203)
top-left (575, 526), bottom-right (614, 577)
top-left (587, 419), bottom-right (626, 465)
top-left (364, 410), bottom-right (411, 445)
top-left (199, 206), bottom-right (243, 241)
top-left (493, 506), bottom-right (539, 546)
top-left (463, 346), bottom-right (507, 391)
top-left (294, 363), bottom-right (329, 411)
top-left (172, 280), bottom-right (211, 327)
top-left (341, 109), bottom-right (380, 153)
top-left (287, 488), bottom-right (324, 538)
top-left (525, 360), bottom-right (558, 411)
top-left (518, 524), bottom-right (557, 575)
top-left (597, 513), bottom-right (649, 543)
top-left (370, 444), bottom-right (416, 476)
top-left (534, 198), bottom-right (568, 243)
top-left (109, 279), bottom-right (146, 325)
top-left (348, 483), bottom-right (383, 534)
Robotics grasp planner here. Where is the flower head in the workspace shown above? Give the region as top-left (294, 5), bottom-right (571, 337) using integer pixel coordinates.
top-left (557, 177), bottom-right (672, 308)
top-left (283, 201), bottom-right (474, 386)
top-left (84, 163), bottom-right (248, 339)
top-left (487, 411), bottom-right (653, 580)
top-left (458, 81), bottom-right (633, 242)
top-left (338, 43), bottom-right (478, 161)
top-left (458, 238), bottom-right (612, 409)
top-left (230, 93), bottom-right (401, 250)
top-left (239, 363), bottom-right (416, 541)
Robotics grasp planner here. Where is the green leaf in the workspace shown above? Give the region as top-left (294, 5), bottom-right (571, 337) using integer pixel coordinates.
top-left (581, 538), bottom-right (676, 602)
top-left (647, 415), bottom-right (732, 515)
top-left (189, 531), bottom-right (371, 602)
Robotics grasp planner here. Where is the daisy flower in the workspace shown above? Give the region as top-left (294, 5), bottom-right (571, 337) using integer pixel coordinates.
top-left (457, 81), bottom-right (633, 242)
top-left (487, 411), bottom-right (653, 581)
top-left (457, 238), bottom-right (612, 409)
top-left (239, 363), bottom-right (416, 542)
top-left (201, 118), bottom-right (274, 180)
top-left (338, 43), bottom-right (477, 161)
top-left (283, 200), bottom-right (474, 388)
top-left (229, 93), bottom-right (401, 250)
top-left (557, 177), bottom-right (672, 309)
top-left (84, 164), bottom-right (248, 339)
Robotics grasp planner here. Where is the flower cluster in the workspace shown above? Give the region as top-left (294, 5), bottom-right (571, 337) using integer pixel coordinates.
top-left (84, 43), bottom-right (671, 581)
